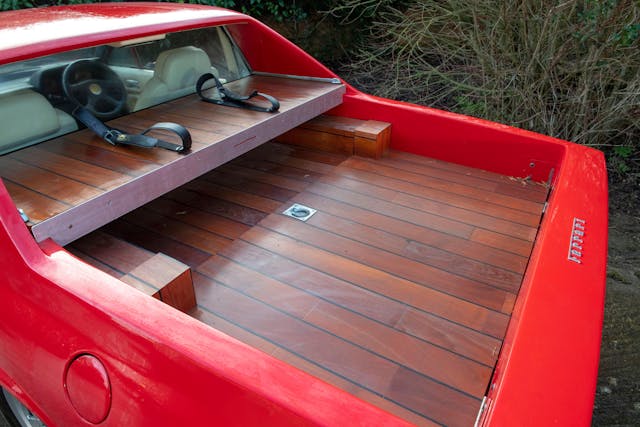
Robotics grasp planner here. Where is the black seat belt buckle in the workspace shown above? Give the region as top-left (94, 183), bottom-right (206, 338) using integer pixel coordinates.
top-left (104, 129), bottom-right (123, 146)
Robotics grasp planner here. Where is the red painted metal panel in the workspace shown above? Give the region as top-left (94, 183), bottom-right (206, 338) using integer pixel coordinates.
top-left (227, 20), bottom-right (337, 79)
top-left (0, 4), bottom-right (245, 65)
top-left (480, 146), bottom-right (608, 426)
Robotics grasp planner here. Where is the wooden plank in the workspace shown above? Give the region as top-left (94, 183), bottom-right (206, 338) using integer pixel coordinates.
top-left (393, 192), bottom-right (538, 241)
top-left (183, 180), bottom-right (284, 214)
top-left (303, 210), bottom-right (522, 293)
top-left (217, 240), bottom-right (500, 365)
top-left (122, 207), bottom-right (232, 255)
top-left (12, 75), bottom-right (344, 245)
top-left (259, 214), bottom-right (515, 312)
top-left (236, 226), bottom-right (509, 338)
top-left (304, 301), bottom-right (492, 395)
top-left (2, 180), bottom-right (69, 223)
top-left (131, 105), bottom-right (245, 135)
top-left (269, 349), bottom-right (439, 427)
top-left (293, 191), bottom-right (529, 274)
top-left (308, 180), bottom-right (535, 255)
top-left (221, 239), bottom-right (407, 325)
top-left (191, 308), bottom-right (437, 427)
top-left (165, 187), bottom-right (267, 227)
top-left (0, 156), bottom-right (103, 208)
top-left (193, 272), bottom-right (481, 426)
top-left (387, 150), bottom-right (548, 195)
top-left (331, 164), bottom-right (542, 227)
top-left (232, 157), bottom-right (324, 183)
top-left (201, 169), bottom-right (299, 202)
top-left (38, 139), bottom-right (158, 176)
top-left (395, 306), bottom-right (502, 367)
top-left (243, 148), bottom-right (342, 175)
top-left (198, 256), bottom-right (492, 396)
top-left (471, 228), bottom-right (534, 257)
top-left (342, 157), bottom-right (543, 213)
top-left (217, 163), bottom-right (310, 193)
top-left (103, 219), bottom-right (211, 268)
top-left (254, 142), bottom-right (349, 166)
top-left (308, 180), bottom-right (475, 239)
top-left (66, 246), bottom-right (124, 278)
top-left (10, 147), bottom-right (132, 190)
top-left (369, 155), bottom-right (548, 203)
top-left (146, 197), bottom-right (250, 241)
top-left (68, 230), bottom-right (154, 274)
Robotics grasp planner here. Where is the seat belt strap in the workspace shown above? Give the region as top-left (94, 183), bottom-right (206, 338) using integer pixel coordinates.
top-left (196, 73), bottom-right (280, 113)
top-left (73, 107), bottom-right (192, 153)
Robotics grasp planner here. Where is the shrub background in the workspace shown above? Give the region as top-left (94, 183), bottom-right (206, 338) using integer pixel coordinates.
top-left (331, 0), bottom-right (639, 177)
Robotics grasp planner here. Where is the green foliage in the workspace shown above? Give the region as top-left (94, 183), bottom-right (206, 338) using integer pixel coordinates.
top-left (241, 0), bottom-right (306, 22)
top-left (182, 0), bottom-right (236, 8)
top-left (2, 0), bottom-right (311, 22)
top-left (334, 0), bottom-right (640, 175)
top-left (2, 0), bottom-right (107, 10)
top-left (1, 0), bottom-right (32, 10)
top-left (610, 145), bottom-right (638, 175)
top-left (162, 0), bottom-right (309, 22)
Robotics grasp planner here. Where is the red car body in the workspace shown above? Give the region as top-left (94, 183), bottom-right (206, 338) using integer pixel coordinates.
top-left (0, 3), bottom-right (607, 426)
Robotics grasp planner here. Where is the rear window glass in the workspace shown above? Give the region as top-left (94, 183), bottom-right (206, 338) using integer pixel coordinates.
top-left (0, 26), bottom-right (252, 154)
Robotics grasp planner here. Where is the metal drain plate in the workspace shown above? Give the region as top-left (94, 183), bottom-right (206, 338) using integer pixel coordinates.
top-left (283, 203), bottom-right (316, 222)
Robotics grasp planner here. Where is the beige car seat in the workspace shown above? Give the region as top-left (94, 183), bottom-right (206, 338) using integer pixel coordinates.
top-left (132, 46), bottom-right (215, 111)
top-left (0, 89), bottom-right (78, 155)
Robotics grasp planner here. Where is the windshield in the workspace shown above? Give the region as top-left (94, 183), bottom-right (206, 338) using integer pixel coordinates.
top-left (0, 26), bottom-right (249, 87)
top-left (0, 25), bottom-right (251, 154)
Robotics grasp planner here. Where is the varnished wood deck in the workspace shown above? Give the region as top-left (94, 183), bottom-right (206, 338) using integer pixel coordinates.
top-left (0, 75), bottom-right (344, 245)
top-left (66, 142), bottom-right (547, 426)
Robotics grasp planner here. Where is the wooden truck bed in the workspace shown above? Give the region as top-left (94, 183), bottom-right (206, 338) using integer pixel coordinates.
top-left (66, 141), bottom-right (546, 426)
top-left (0, 70), bottom-right (548, 427)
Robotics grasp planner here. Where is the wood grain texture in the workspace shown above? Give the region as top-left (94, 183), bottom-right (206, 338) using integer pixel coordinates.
top-left (1, 75), bottom-right (344, 245)
top-left (54, 140), bottom-right (545, 426)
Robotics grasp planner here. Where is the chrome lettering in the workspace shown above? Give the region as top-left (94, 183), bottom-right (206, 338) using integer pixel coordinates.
top-left (567, 218), bottom-right (586, 264)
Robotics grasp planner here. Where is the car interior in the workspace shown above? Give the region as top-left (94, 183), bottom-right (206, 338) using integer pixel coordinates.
top-left (0, 26), bottom-right (249, 155)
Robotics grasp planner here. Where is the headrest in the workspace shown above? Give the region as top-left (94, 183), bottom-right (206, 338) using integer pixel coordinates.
top-left (0, 89), bottom-right (60, 153)
top-left (154, 46), bottom-right (213, 91)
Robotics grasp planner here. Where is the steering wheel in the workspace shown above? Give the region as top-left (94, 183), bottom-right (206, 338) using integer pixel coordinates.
top-left (62, 59), bottom-right (127, 120)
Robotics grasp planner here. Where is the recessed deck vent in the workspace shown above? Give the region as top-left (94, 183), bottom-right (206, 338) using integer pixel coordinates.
top-left (283, 203), bottom-right (316, 222)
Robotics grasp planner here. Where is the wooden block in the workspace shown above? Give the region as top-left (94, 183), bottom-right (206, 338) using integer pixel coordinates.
top-left (300, 115), bottom-right (362, 136)
top-left (159, 269), bottom-right (196, 313)
top-left (120, 274), bottom-right (161, 300)
top-left (354, 120), bottom-right (391, 159)
top-left (123, 253), bottom-right (196, 312)
top-left (70, 230), bottom-right (155, 274)
top-left (276, 127), bottom-right (354, 155)
top-left (275, 115), bottom-right (391, 159)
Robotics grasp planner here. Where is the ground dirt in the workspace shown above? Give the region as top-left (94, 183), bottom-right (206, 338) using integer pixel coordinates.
top-left (592, 176), bottom-right (640, 427)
